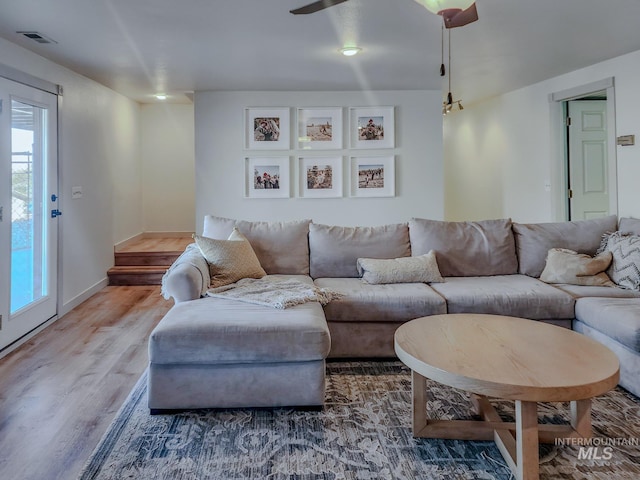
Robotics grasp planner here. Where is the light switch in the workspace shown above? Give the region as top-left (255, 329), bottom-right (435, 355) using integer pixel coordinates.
top-left (72, 186), bottom-right (83, 199)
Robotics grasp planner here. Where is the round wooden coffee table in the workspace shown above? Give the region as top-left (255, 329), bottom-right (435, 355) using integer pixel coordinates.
top-left (394, 314), bottom-right (619, 480)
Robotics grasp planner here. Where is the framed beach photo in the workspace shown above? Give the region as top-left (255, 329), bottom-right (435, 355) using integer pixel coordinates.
top-left (244, 157), bottom-right (290, 198)
top-left (298, 156), bottom-right (343, 198)
top-left (350, 106), bottom-right (395, 149)
top-left (350, 156), bottom-right (395, 197)
top-left (245, 107), bottom-right (290, 150)
top-left (297, 107), bottom-right (343, 150)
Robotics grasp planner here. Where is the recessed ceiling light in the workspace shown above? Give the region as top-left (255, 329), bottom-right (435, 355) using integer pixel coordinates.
top-left (155, 94), bottom-right (167, 100)
top-left (340, 46), bottom-right (362, 57)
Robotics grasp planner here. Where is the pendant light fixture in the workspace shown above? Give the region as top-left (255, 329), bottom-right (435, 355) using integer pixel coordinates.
top-left (441, 26), bottom-right (463, 115)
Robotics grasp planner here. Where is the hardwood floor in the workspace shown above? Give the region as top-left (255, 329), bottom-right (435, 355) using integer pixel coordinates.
top-left (0, 286), bottom-right (173, 480)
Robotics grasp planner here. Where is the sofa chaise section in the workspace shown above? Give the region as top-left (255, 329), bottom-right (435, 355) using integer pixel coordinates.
top-left (148, 285), bottom-right (331, 410)
top-left (574, 297), bottom-right (640, 397)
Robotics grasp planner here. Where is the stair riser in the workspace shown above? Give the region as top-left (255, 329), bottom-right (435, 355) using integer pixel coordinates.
top-left (115, 253), bottom-right (180, 266)
top-left (108, 273), bottom-right (165, 286)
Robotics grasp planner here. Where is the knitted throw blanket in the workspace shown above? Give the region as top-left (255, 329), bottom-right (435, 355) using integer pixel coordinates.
top-left (206, 277), bottom-right (342, 309)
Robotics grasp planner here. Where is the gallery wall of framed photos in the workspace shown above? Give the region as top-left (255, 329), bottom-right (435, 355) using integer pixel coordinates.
top-left (194, 90), bottom-right (443, 227)
top-left (244, 105), bottom-right (397, 200)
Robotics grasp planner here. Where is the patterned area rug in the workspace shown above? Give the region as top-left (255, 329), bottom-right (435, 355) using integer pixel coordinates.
top-left (78, 361), bottom-right (640, 480)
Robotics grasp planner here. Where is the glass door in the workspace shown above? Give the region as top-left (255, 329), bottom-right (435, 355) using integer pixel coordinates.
top-left (0, 77), bottom-right (58, 352)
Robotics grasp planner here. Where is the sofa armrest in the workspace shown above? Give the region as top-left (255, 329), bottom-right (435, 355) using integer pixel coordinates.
top-left (161, 243), bottom-right (210, 303)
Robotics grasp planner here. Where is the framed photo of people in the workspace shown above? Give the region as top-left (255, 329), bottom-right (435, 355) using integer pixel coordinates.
top-left (297, 108), bottom-right (343, 150)
top-left (245, 107), bottom-right (290, 150)
top-left (298, 156), bottom-right (343, 198)
top-left (350, 155), bottom-right (395, 198)
top-left (349, 106), bottom-right (395, 149)
top-left (244, 157), bottom-right (291, 198)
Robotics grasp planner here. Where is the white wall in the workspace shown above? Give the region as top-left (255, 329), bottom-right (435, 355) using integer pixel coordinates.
top-left (141, 104), bottom-right (195, 233)
top-left (445, 49), bottom-right (640, 223)
top-left (0, 38), bottom-right (143, 314)
top-left (194, 90), bottom-right (443, 229)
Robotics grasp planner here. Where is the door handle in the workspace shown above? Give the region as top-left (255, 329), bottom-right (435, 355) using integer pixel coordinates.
top-left (51, 209), bottom-right (62, 218)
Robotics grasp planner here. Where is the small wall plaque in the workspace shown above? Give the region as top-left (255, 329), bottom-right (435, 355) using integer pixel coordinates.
top-left (616, 135), bottom-right (635, 146)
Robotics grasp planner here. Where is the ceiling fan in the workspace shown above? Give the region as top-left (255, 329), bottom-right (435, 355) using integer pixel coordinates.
top-left (290, 0), bottom-right (479, 29)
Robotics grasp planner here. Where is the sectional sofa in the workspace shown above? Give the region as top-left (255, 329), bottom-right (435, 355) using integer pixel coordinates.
top-left (149, 214), bottom-right (640, 411)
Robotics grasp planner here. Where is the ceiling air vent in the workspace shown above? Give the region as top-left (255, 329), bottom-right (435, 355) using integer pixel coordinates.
top-left (17, 31), bottom-right (57, 44)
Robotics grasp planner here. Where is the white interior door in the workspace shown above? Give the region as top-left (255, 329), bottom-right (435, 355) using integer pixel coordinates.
top-left (567, 100), bottom-right (609, 220)
top-left (0, 77), bottom-right (58, 351)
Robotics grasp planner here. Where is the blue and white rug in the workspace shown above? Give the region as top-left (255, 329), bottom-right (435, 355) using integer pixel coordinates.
top-left (78, 361), bottom-right (640, 479)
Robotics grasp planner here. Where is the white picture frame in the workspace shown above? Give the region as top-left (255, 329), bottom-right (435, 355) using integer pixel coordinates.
top-left (297, 107), bottom-right (343, 150)
top-left (245, 157), bottom-right (290, 198)
top-left (350, 155), bottom-right (395, 197)
top-left (245, 107), bottom-right (290, 150)
top-left (349, 106), bottom-right (395, 149)
top-left (298, 156), bottom-right (343, 198)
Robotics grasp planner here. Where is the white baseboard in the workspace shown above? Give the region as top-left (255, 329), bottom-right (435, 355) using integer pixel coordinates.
top-left (114, 233), bottom-right (145, 252)
top-left (59, 277), bottom-right (109, 317)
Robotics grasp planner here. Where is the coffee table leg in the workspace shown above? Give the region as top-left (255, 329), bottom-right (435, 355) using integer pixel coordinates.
top-left (570, 399), bottom-right (592, 437)
top-left (412, 370), bottom-right (428, 436)
top-left (516, 400), bottom-right (539, 480)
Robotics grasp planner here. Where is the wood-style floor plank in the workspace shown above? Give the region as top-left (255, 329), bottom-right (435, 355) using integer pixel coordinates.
top-left (0, 286), bottom-right (173, 480)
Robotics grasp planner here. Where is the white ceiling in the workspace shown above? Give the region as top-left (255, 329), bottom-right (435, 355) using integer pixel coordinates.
top-left (1, 0), bottom-right (640, 105)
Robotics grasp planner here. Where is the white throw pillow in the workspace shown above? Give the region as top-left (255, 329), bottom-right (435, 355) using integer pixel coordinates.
top-left (193, 228), bottom-right (266, 288)
top-left (357, 251), bottom-right (444, 284)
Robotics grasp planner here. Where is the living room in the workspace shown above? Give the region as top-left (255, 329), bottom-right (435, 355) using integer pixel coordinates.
top-left (1, 1), bottom-right (640, 479)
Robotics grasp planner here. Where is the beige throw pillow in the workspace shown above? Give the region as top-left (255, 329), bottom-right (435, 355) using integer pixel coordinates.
top-left (193, 228), bottom-right (266, 288)
top-left (539, 248), bottom-right (614, 287)
top-left (357, 251), bottom-right (444, 284)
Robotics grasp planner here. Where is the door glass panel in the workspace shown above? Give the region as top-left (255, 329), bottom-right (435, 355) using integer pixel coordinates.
top-left (11, 100), bottom-right (48, 314)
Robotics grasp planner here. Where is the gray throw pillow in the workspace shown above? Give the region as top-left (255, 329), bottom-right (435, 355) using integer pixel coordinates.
top-left (599, 232), bottom-right (640, 290)
top-left (357, 251), bottom-right (444, 284)
top-left (539, 248), bottom-right (614, 287)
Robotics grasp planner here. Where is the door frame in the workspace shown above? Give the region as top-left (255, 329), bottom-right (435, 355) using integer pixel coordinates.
top-left (548, 77), bottom-right (618, 221)
top-left (0, 63), bottom-right (62, 357)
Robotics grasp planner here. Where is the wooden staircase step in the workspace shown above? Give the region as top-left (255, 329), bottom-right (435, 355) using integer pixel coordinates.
top-left (107, 266), bottom-right (169, 286)
top-left (114, 250), bottom-right (183, 267)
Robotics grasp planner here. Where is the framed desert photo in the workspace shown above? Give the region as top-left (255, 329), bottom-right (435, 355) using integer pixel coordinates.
top-left (245, 107), bottom-right (290, 150)
top-left (298, 156), bottom-right (343, 198)
top-left (350, 106), bottom-right (395, 149)
top-left (297, 107), bottom-right (342, 150)
top-left (245, 157), bottom-right (290, 198)
top-left (350, 156), bottom-right (395, 197)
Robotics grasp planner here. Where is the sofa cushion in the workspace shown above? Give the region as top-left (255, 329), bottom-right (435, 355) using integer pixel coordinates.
top-left (203, 215), bottom-right (311, 275)
top-left (409, 218), bottom-right (518, 277)
top-left (193, 229), bottom-right (266, 288)
top-left (356, 252), bottom-right (444, 284)
top-left (513, 215), bottom-right (618, 278)
top-left (429, 274), bottom-right (576, 319)
top-left (575, 297), bottom-right (640, 353)
top-left (314, 277), bottom-right (446, 322)
top-left (150, 276), bottom-right (330, 365)
top-left (539, 248), bottom-right (614, 287)
top-left (553, 283), bottom-right (640, 299)
top-left (309, 223), bottom-right (410, 278)
top-left (619, 217), bottom-right (640, 235)
top-left (599, 231), bottom-right (640, 290)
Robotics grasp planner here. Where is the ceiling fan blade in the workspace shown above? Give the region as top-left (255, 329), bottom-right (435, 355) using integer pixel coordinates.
top-left (444, 3), bottom-right (478, 29)
top-left (290, 0), bottom-right (350, 15)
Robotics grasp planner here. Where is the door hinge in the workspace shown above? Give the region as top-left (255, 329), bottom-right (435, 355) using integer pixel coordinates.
top-left (0, 205), bottom-right (3, 222)
top-left (568, 189), bottom-right (573, 199)
top-left (566, 116), bottom-right (572, 126)
top-left (0, 314), bottom-right (3, 331)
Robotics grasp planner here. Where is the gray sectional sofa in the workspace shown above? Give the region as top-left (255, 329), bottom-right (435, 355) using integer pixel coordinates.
top-left (150, 214), bottom-right (640, 411)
